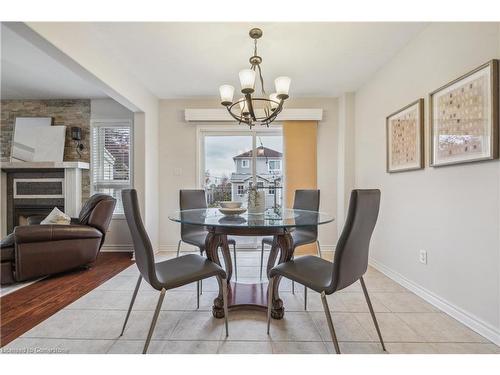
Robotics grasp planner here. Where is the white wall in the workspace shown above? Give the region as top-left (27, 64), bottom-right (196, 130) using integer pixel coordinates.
top-left (23, 22), bottom-right (160, 250)
top-left (90, 98), bottom-right (134, 250)
top-left (354, 22), bottom-right (500, 343)
top-left (91, 98), bottom-right (134, 121)
top-left (158, 97), bottom-right (338, 251)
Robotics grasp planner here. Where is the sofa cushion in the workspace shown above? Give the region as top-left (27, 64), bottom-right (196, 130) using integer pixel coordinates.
top-left (1, 261), bottom-right (14, 284)
top-left (1, 232), bottom-right (15, 248)
top-left (1, 233), bottom-right (15, 261)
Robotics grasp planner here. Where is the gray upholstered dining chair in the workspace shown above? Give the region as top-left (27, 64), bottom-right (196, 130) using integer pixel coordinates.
top-left (261, 189), bottom-right (321, 309)
top-left (177, 190), bottom-right (238, 282)
top-left (120, 189), bottom-right (229, 354)
top-left (267, 189), bottom-right (385, 354)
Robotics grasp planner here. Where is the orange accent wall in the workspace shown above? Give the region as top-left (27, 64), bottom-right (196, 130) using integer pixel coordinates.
top-left (283, 121), bottom-right (318, 255)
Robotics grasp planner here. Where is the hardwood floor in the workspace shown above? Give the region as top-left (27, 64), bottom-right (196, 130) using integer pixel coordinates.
top-left (0, 252), bottom-right (133, 347)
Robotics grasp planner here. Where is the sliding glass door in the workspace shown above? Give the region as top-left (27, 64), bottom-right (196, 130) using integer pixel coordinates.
top-left (199, 127), bottom-right (283, 248)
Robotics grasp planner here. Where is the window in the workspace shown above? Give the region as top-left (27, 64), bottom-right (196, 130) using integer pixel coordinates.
top-left (268, 160), bottom-right (281, 172)
top-left (200, 129), bottom-right (283, 210)
top-left (91, 120), bottom-right (133, 214)
top-left (268, 185), bottom-right (275, 195)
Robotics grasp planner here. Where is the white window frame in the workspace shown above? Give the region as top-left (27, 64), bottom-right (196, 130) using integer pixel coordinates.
top-left (241, 159), bottom-right (250, 168)
top-left (237, 184), bottom-right (245, 195)
top-left (90, 119), bottom-right (133, 218)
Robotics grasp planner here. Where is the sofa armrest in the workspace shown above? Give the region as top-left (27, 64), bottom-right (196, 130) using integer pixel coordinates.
top-left (14, 225), bottom-right (102, 244)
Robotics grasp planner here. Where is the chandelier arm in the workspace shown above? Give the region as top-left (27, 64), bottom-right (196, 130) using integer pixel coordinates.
top-left (245, 93), bottom-right (257, 122)
top-left (225, 105), bottom-right (252, 125)
top-left (257, 64), bottom-right (266, 95)
top-left (227, 97), bottom-right (286, 126)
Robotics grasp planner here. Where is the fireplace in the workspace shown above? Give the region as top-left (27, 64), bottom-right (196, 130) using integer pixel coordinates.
top-left (14, 201), bottom-right (65, 227)
top-left (1, 161), bottom-right (89, 235)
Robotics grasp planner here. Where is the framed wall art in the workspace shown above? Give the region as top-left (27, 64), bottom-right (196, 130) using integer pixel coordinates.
top-left (386, 99), bottom-right (424, 173)
top-left (430, 60), bottom-right (499, 167)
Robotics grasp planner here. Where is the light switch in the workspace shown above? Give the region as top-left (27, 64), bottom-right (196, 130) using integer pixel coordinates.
top-left (173, 167), bottom-right (182, 176)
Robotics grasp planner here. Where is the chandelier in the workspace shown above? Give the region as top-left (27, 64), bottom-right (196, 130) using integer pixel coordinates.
top-left (218, 28), bottom-right (291, 128)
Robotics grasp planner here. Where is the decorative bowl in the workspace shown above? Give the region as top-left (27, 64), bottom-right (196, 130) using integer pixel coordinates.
top-left (219, 207), bottom-right (247, 216)
top-left (220, 201), bottom-right (243, 209)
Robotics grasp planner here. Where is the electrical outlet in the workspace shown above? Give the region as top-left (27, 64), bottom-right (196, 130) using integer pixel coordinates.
top-left (419, 250), bottom-right (427, 265)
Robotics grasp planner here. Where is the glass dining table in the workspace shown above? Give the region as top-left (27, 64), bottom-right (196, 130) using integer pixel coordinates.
top-left (169, 208), bottom-right (334, 319)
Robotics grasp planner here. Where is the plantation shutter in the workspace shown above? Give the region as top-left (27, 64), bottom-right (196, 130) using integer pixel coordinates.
top-left (91, 121), bottom-right (132, 214)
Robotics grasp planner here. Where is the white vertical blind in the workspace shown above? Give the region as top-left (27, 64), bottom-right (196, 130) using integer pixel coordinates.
top-left (91, 121), bottom-right (132, 214)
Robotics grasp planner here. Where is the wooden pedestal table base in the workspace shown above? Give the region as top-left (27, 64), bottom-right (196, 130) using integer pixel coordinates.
top-left (204, 227), bottom-right (294, 320)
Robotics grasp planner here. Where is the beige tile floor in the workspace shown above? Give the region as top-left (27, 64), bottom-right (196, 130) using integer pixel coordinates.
top-left (2, 250), bottom-right (499, 354)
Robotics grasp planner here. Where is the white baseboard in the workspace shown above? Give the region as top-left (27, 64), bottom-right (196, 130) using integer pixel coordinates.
top-left (101, 244), bottom-right (133, 252)
top-left (369, 257), bottom-right (500, 346)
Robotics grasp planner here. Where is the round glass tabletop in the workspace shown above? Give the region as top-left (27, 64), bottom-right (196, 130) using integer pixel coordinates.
top-left (168, 208), bottom-right (334, 229)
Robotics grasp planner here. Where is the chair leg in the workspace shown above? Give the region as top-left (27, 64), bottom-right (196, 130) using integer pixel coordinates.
top-left (320, 292), bottom-right (341, 354)
top-left (360, 277), bottom-right (386, 352)
top-left (196, 281), bottom-right (200, 309)
top-left (221, 277), bottom-right (229, 337)
top-left (199, 248), bottom-right (203, 295)
top-left (120, 275), bottom-right (142, 336)
top-left (143, 288), bottom-right (166, 354)
top-left (317, 240), bottom-right (322, 259)
top-left (176, 240), bottom-right (182, 257)
top-left (304, 287), bottom-right (307, 311)
top-left (260, 242), bottom-right (265, 280)
top-left (267, 276), bottom-right (275, 334)
top-left (232, 243), bottom-right (237, 281)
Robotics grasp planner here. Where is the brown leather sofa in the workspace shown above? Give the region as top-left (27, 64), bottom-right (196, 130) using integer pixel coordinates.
top-left (0, 194), bottom-right (116, 285)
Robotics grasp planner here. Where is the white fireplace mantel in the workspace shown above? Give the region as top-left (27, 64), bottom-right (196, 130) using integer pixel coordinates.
top-left (0, 161), bottom-right (89, 170)
top-left (1, 161), bottom-right (90, 219)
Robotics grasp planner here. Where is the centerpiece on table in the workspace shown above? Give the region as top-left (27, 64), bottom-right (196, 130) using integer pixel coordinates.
top-left (247, 182), bottom-right (265, 215)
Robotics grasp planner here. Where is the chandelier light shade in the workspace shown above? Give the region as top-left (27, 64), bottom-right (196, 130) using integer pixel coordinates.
top-left (239, 69), bottom-right (256, 93)
top-left (219, 85), bottom-right (235, 106)
top-left (218, 28), bottom-right (291, 128)
top-left (275, 76), bottom-right (291, 99)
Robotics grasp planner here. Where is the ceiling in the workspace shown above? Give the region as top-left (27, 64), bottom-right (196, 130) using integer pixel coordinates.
top-left (78, 22), bottom-right (427, 98)
top-left (1, 24), bottom-right (107, 99)
top-left (1, 22), bottom-right (428, 100)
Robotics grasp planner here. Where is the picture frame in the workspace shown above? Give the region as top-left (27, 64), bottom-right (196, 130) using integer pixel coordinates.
top-left (429, 60), bottom-right (499, 167)
top-left (386, 98), bottom-right (424, 173)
